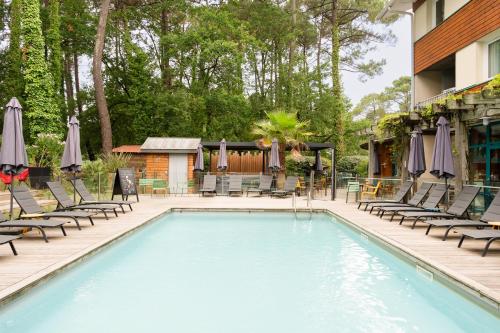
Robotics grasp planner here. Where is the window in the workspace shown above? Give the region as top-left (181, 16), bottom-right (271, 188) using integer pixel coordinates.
top-left (489, 39), bottom-right (500, 78)
top-left (435, 0), bottom-right (444, 26)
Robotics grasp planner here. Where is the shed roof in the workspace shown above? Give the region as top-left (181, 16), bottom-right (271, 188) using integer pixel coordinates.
top-left (141, 137), bottom-right (201, 153)
top-left (112, 145), bottom-right (142, 153)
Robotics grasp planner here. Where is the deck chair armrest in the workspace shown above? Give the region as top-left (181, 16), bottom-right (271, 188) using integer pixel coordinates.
top-left (21, 213), bottom-right (45, 218)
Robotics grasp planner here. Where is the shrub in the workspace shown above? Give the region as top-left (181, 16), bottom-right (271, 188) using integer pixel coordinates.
top-left (102, 153), bottom-right (131, 174)
top-left (27, 133), bottom-right (64, 169)
top-left (337, 155), bottom-right (368, 176)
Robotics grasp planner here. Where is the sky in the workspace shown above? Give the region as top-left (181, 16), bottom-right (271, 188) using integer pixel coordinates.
top-left (342, 16), bottom-right (412, 106)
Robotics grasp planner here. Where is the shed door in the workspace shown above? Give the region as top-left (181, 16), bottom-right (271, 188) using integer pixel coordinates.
top-left (168, 154), bottom-right (188, 194)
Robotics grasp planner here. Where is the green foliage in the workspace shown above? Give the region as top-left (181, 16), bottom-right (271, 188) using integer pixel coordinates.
top-left (483, 74), bottom-right (500, 96)
top-left (377, 112), bottom-right (408, 165)
top-left (3, 0), bottom-right (23, 104)
top-left (102, 153), bottom-right (131, 174)
top-left (27, 133), bottom-right (64, 168)
top-left (46, 0), bottom-right (63, 106)
top-left (337, 155), bottom-right (368, 176)
top-left (285, 154), bottom-right (330, 175)
top-left (21, 0), bottom-right (61, 141)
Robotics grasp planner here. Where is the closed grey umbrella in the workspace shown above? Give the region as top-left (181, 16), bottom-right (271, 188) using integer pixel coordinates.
top-left (372, 145), bottom-right (380, 175)
top-left (194, 144), bottom-right (204, 171)
top-left (0, 97), bottom-right (29, 219)
top-left (408, 126), bottom-right (426, 178)
top-left (217, 139), bottom-right (227, 170)
top-left (430, 117), bottom-right (455, 179)
top-left (269, 138), bottom-right (280, 171)
top-left (315, 150), bottom-right (323, 172)
top-left (430, 116), bottom-right (455, 202)
top-left (61, 116), bottom-right (83, 203)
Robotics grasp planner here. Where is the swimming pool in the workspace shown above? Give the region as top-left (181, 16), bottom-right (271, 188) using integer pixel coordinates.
top-left (0, 212), bottom-right (499, 332)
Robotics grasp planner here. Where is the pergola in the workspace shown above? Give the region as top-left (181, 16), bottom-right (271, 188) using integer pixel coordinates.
top-left (201, 141), bottom-right (336, 200)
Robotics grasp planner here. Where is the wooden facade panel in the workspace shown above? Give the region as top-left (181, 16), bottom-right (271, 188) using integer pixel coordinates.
top-left (210, 152), bottom-right (264, 173)
top-left (414, 0), bottom-right (500, 74)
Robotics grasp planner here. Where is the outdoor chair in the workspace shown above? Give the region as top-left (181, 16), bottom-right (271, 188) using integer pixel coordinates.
top-left (71, 179), bottom-right (134, 212)
top-left (368, 182), bottom-right (432, 215)
top-left (271, 176), bottom-right (298, 198)
top-left (12, 184), bottom-right (96, 229)
top-left (377, 184), bottom-right (448, 221)
top-left (346, 181), bottom-right (361, 203)
top-left (151, 179), bottom-right (168, 197)
top-left (247, 175), bottom-right (273, 196)
top-left (0, 234), bottom-right (20, 255)
top-left (0, 211), bottom-right (68, 243)
top-left (357, 180), bottom-right (413, 210)
top-left (361, 181), bottom-right (381, 200)
top-left (228, 175), bottom-right (243, 196)
top-left (47, 181), bottom-right (118, 219)
top-left (397, 186), bottom-right (481, 228)
top-left (139, 179), bottom-right (154, 194)
top-left (199, 175), bottom-right (217, 196)
top-left (423, 190), bottom-right (500, 242)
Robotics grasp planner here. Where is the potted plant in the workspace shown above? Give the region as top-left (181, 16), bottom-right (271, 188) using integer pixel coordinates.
top-left (27, 133), bottom-right (64, 189)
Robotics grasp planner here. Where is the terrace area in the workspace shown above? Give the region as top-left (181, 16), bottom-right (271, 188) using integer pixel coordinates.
top-left (1, 194), bottom-right (500, 314)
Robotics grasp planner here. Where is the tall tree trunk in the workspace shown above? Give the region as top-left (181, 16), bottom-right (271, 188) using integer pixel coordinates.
top-left (64, 53), bottom-right (75, 116)
top-left (287, 0), bottom-right (297, 107)
top-left (330, 0), bottom-right (344, 157)
top-left (74, 52), bottom-right (83, 114)
top-left (93, 0), bottom-right (113, 154)
top-left (160, 8), bottom-right (172, 89)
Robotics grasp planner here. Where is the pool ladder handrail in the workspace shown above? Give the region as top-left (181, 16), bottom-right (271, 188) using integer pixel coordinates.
top-left (292, 192), bottom-right (297, 217)
top-left (307, 191), bottom-right (313, 218)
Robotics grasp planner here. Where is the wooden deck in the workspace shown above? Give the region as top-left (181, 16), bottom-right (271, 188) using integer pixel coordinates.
top-left (1, 195), bottom-right (500, 312)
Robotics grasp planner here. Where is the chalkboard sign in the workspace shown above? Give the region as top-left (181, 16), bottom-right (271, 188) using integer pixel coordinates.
top-left (112, 168), bottom-right (139, 201)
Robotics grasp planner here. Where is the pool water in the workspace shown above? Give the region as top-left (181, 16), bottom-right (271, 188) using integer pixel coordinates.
top-left (1, 212), bottom-right (499, 332)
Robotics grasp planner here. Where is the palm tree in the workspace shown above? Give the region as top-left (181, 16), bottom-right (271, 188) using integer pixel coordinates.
top-left (252, 110), bottom-right (312, 172)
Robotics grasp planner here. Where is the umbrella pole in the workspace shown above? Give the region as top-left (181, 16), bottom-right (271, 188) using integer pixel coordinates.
top-left (9, 178), bottom-right (14, 220)
top-left (73, 171), bottom-right (76, 204)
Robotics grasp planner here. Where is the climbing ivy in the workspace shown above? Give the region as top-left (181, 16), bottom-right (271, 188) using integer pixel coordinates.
top-left (4, 0), bottom-right (23, 101)
top-left (21, 0), bottom-right (62, 141)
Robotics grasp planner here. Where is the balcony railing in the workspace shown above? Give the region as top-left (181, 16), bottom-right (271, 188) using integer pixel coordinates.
top-left (415, 87), bottom-right (456, 110)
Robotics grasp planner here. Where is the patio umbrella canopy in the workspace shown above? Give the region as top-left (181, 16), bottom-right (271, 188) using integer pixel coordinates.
top-left (408, 126), bottom-right (426, 178)
top-left (217, 139), bottom-right (227, 170)
top-left (430, 116), bottom-right (455, 179)
top-left (269, 138), bottom-right (280, 171)
top-left (0, 97), bottom-right (29, 219)
top-left (315, 150), bottom-right (323, 172)
top-left (61, 116), bottom-right (83, 203)
top-left (194, 144), bottom-right (204, 171)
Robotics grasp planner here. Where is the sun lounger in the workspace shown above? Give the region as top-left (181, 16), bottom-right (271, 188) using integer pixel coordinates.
top-left (368, 182), bottom-right (432, 215)
top-left (199, 175), bottom-right (217, 196)
top-left (0, 234), bottom-right (20, 255)
top-left (0, 211), bottom-right (68, 243)
top-left (397, 186), bottom-right (480, 228)
top-left (451, 193), bottom-right (500, 256)
top-left (377, 184), bottom-right (448, 221)
top-left (357, 181), bottom-right (413, 210)
top-left (71, 179), bottom-right (134, 212)
top-left (47, 181), bottom-right (118, 219)
top-left (247, 175), bottom-right (273, 196)
top-left (12, 184), bottom-right (96, 229)
top-left (228, 175), bottom-right (243, 196)
top-left (271, 176), bottom-right (298, 197)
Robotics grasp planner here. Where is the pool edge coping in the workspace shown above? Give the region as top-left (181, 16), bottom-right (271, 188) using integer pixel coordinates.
top-left (0, 206), bottom-right (499, 317)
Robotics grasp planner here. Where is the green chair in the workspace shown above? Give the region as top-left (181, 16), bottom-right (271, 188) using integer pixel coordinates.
top-left (151, 179), bottom-right (168, 197)
top-left (346, 181), bottom-right (360, 203)
top-left (139, 179), bottom-right (154, 194)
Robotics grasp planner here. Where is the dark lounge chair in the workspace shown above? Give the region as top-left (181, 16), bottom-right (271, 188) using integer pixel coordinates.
top-left (228, 175), bottom-right (243, 196)
top-left (0, 234), bottom-right (20, 255)
top-left (247, 175), bottom-right (273, 196)
top-left (271, 176), bottom-right (298, 197)
top-left (368, 182), bottom-right (432, 215)
top-left (377, 184), bottom-right (448, 221)
top-left (0, 211), bottom-right (68, 243)
top-left (455, 193), bottom-right (500, 256)
top-left (72, 179), bottom-right (134, 212)
top-left (12, 184), bottom-right (96, 229)
top-left (47, 181), bottom-right (118, 219)
top-left (357, 181), bottom-right (413, 210)
top-left (425, 190), bottom-right (500, 241)
top-left (199, 175), bottom-right (217, 196)
top-left (398, 186), bottom-right (480, 228)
